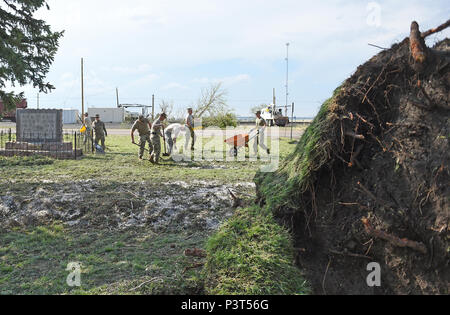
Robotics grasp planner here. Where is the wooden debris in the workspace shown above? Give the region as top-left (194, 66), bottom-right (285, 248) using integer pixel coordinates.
top-left (184, 248), bottom-right (207, 258)
top-left (421, 19), bottom-right (450, 38)
top-left (362, 217), bottom-right (427, 255)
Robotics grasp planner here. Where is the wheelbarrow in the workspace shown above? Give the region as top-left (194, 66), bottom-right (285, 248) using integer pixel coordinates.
top-left (225, 130), bottom-right (259, 157)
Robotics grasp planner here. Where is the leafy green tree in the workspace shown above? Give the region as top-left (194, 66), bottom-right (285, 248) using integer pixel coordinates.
top-left (0, 0), bottom-right (63, 110)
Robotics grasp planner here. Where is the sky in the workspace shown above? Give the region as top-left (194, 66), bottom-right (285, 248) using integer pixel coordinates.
top-left (6, 0), bottom-right (450, 117)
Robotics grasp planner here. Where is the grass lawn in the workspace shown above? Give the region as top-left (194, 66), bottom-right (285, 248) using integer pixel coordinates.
top-left (0, 134), bottom-right (306, 295)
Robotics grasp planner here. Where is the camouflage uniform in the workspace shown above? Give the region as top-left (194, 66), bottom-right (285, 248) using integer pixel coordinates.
top-left (92, 120), bottom-right (107, 151)
top-left (83, 117), bottom-right (92, 144)
top-left (150, 118), bottom-right (164, 163)
top-left (132, 118), bottom-right (153, 159)
top-left (185, 113), bottom-right (195, 150)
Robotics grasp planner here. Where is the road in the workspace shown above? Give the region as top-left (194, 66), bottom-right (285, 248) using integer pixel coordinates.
top-left (0, 122), bottom-right (307, 139)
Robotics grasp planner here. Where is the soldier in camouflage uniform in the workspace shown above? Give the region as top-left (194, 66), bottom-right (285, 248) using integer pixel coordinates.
top-left (83, 113), bottom-right (92, 144)
top-left (92, 114), bottom-right (107, 151)
top-left (150, 113), bottom-right (167, 164)
top-left (131, 115), bottom-right (153, 160)
top-left (185, 108), bottom-right (196, 151)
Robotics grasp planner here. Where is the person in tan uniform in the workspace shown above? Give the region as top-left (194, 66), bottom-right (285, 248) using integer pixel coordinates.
top-left (131, 115), bottom-right (153, 160)
top-left (92, 114), bottom-right (107, 151)
top-left (150, 113), bottom-right (167, 164)
top-left (185, 108), bottom-right (196, 151)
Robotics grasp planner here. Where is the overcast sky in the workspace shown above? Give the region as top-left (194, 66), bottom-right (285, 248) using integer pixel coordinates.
top-left (8, 0), bottom-right (450, 117)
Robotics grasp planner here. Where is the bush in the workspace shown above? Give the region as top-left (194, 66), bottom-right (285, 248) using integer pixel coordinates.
top-left (202, 113), bottom-right (238, 129)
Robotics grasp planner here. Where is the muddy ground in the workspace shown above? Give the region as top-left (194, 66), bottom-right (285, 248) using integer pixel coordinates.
top-left (0, 181), bottom-right (255, 233)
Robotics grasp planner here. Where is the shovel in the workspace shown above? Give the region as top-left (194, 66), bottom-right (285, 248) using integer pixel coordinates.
top-left (162, 127), bottom-right (170, 157)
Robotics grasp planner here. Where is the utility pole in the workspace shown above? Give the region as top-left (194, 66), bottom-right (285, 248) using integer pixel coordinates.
top-left (81, 58), bottom-right (85, 124)
top-left (37, 93), bottom-right (39, 110)
top-left (273, 88), bottom-right (276, 111)
top-left (285, 43), bottom-right (290, 117)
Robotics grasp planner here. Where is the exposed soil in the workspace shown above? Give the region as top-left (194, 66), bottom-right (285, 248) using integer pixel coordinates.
top-left (261, 38), bottom-right (449, 294)
top-left (0, 181), bottom-right (255, 233)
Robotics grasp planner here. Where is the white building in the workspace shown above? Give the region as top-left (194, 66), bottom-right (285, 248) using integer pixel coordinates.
top-left (62, 109), bottom-right (80, 124)
top-left (87, 108), bottom-right (125, 123)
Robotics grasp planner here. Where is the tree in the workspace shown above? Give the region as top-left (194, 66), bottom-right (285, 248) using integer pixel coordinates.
top-left (0, 0), bottom-right (64, 110)
top-left (250, 104), bottom-right (267, 115)
top-left (194, 82), bottom-right (228, 118)
top-left (159, 99), bottom-right (174, 119)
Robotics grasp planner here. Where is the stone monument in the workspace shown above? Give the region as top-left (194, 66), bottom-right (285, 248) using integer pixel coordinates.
top-left (0, 109), bottom-right (81, 159)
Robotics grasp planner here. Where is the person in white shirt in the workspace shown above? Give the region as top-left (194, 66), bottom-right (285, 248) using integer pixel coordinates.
top-left (252, 111), bottom-right (270, 155)
top-left (164, 123), bottom-right (185, 155)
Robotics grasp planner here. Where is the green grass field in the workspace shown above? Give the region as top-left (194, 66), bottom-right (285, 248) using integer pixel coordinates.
top-left (0, 134), bottom-right (307, 295)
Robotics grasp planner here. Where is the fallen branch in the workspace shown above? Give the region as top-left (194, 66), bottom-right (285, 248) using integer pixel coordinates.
top-left (421, 19), bottom-right (450, 38)
top-left (362, 217), bottom-right (427, 255)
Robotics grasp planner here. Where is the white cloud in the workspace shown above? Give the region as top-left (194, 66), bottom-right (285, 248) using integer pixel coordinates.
top-left (192, 74), bottom-right (251, 86)
top-left (161, 82), bottom-right (190, 91)
top-left (11, 0), bottom-right (449, 115)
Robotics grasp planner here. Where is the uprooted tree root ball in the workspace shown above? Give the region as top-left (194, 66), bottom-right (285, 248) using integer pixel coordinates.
top-left (256, 25), bottom-right (449, 294)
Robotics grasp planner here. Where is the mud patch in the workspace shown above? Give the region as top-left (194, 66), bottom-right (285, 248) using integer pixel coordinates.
top-left (0, 181), bottom-right (256, 233)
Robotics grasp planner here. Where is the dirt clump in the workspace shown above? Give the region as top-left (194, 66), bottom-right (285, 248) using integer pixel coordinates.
top-left (256, 37), bottom-right (449, 294)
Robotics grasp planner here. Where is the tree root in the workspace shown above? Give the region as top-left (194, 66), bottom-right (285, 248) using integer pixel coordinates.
top-left (361, 217), bottom-right (427, 255)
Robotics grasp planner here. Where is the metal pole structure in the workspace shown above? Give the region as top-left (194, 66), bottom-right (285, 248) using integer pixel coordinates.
top-left (285, 43), bottom-right (290, 117)
top-left (152, 94), bottom-right (155, 120)
top-left (273, 88), bottom-right (276, 106)
top-left (116, 88), bottom-right (120, 108)
top-left (81, 58), bottom-right (85, 125)
top-left (291, 102), bottom-right (295, 140)
top-left (37, 93), bottom-right (39, 109)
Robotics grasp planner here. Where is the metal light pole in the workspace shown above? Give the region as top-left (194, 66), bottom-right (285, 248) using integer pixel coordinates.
top-left (285, 43), bottom-right (290, 117)
top-left (81, 58), bottom-right (85, 124)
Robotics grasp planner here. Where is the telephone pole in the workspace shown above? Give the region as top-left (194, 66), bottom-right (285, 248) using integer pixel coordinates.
top-left (81, 58), bottom-right (85, 124)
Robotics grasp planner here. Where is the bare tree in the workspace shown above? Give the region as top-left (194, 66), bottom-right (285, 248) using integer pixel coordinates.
top-left (195, 82), bottom-right (228, 118)
top-left (159, 99), bottom-right (174, 118)
top-left (250, 104), bottom-right (268, 115)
